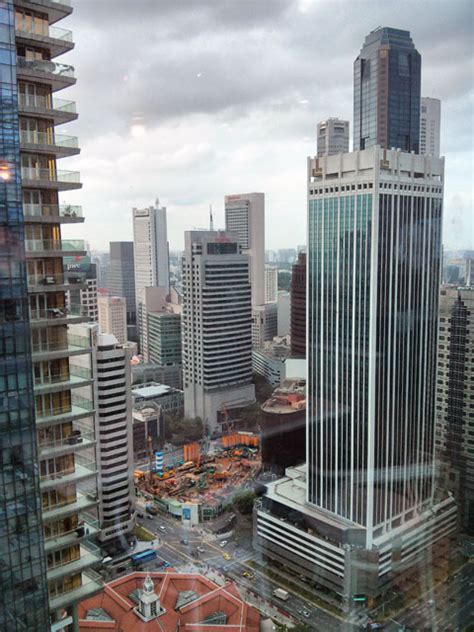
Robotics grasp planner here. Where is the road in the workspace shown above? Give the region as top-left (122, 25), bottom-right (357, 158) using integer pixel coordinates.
top-left (134, 508), bottom-right (359, 631)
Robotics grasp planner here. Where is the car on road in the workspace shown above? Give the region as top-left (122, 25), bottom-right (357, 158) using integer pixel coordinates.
top-left (223, 553), bottom-right (231, 560)
top-left (242, 571), bottom-right (255, 580)
top-left (146, 506), bottom-right (158, 516)
top-left (301, 609), bottom-right (311, 619)
top-left (219, 540), bottom-right (228, 548)
top-left (159, 525), bottom-right (166, 532)
top-left (197, 546), bottom-right (205, 553)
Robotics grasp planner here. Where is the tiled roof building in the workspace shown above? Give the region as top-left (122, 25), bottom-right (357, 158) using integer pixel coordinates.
top-left (78, 571), bottom-right (260, 631)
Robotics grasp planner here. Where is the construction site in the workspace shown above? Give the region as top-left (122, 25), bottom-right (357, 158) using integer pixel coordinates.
top-left (134, 431), bottom-right (261, 523)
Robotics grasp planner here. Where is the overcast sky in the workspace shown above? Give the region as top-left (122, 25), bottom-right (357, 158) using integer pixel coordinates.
top-left (59, 0), bottom-right (473, 252)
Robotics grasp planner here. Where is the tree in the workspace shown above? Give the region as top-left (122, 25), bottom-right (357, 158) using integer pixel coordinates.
top-left (233, 490), bottom-right (256, 515)
top-left (278, 270), bottom-right (292, 292)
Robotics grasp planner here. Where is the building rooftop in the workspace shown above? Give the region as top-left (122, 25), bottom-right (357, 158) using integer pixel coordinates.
top-left (78, 571), bottom-right (260, 631)
top-left (132, 382), bottom-right (174, 399)
top-left (261, 378), bottom-right (306, 415)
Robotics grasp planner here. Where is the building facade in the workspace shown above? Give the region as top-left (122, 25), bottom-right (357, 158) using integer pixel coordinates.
top-left (132, 381), bottom-right (184, 419)
top-left (98, 294), bottom-right (127, 345)
top-left (436, 287), bottom-right (474, 533)
top-left (132, 200), bottom-right (170, 304)
top-left (225, 192), bottom-right (265, 307)
top-left (15, 0), bottom-right (103, 625)
top-left (107, 241), bottom-right (136, 341)
top-left (182, 230), bottom-right (255, 434)
top-left (94, 332), bottom-right (135, 544)
top-left (251, 302), bottom-right (277, 349)
top-left (420, 96), bottom-right (441, 156)
top-left (147, 311), bottom-right (182, 365)
top-left (0, 1), bottom-right (50, 628)
top-left (353, 27), bottom-right (421, 152)
top-left (290, 251), bottom-right (306, 358)
top-left (317, 118), bottom-right (349, 156)
top-left (264, 264), bottom-right (278, 303)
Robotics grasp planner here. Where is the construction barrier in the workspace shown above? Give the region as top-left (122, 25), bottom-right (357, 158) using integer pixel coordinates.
top-left (221, 432), bottom-right (259, 448)
top-left (183, 442), bottom-right (200, 463)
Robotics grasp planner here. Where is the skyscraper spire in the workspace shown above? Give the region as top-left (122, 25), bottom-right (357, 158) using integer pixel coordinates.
top-left (209, 204), bottom-right (214, 231)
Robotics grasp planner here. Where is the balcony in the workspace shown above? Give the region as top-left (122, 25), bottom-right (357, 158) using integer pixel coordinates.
top-left (21, 166), bottom-right (81, 190)
top-left (29, 304), bottom-right (89, 327)
top-left (25, 238), bottom-right (86, 257)
top-left (34, 365), bottom-right (93, 395)
top-left (20, 129), bottom-right (80, 157)
top-left (42, 489), bottom-right (99, 524)
top-left (32, 333), bottom-right (92, 361)
top-left (19, 94), bottom-right (78, 124)
top-left (38, 423), bottom-right (96, 459)
top-left (17, 56), bottom-right (75, 91)
top-left (47, 541), bottom-right (102, 583)
top-left (44, 514), bottom-right (100, 554)
top-left (48, 570), bottom-right (103, 612)
top-left (36, 393), bottom-right (94, 427)
top-left (40, 455), bottom-right (97, 491)
top-left (23, 203), bottom-right (84, 224)
top-left (15, 1), bottom-right (72, 26)
top-left (27, 272), bottom-right (86, 293)
top-left (15, 24), bottom-right (74, 58)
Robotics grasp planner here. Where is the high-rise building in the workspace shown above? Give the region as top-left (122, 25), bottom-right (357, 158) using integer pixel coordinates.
top-left (147, 312), bottom-right (182, 366)
top-left (420, 96), bottom-right (441, 156)
top-left (290, 251), bottom-right (306, 358)
top-left (264, 264), bottom-right (278, 303)
top-left (137, 286), bottom-right (167, 362)
top-left (317, 118), bottom-right (349, 156)
top-left (0, 2), bottom-right (50, 628)
top-left (108, 241), bottom-right (136, 340)
top-left (132, 200), bottom-right (170, 305)
top-left (255, 147), bottom-right (457, 609)
top-left (436, 287), bottom-right (474, 533)
top-left (225, 192), bottom-right (265, 307)
top-left (182, 230), bottom-right (255, 433)
top-left (277, 290), bottom-right (290, 336)
top-left (94, 332), bottom-right (135, 543)
top-left (354, 27), bottom-right (421, 152)
top-left (251, 303), bottom-right (277, 349)
top-left (15, 0), bottom-right (103, 625)
top-left (98, 294), bottom-right (127, 345)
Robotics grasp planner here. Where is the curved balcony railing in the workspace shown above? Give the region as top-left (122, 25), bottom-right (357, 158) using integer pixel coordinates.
top-left (20, 129), bottom-right (78, 149)
top-left (29, 304), bottom-right (88, 322)
top-left (18, 94), bottom-right (77, 114)
top-left (21, 166), bottom-right (81, 184)
top-left (16, 25), bottom-right (73, 42)
top-left (25, 238), bottom-right (85, 253)
top-left (23, 203), bottom-right (83, 218)
top-left (17, 56), bottom-right (74, 79)
top-left (32, 333), bottom-right (91, 355)
top-left (39, 455), bottom-right (96, 485)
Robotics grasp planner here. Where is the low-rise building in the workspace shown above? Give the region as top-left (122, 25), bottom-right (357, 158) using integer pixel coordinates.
top-left (251, 303), bottom-right (277, 349)
top-left (132, 362), bottom-right (183, 390)
top-left (252, 335), bottom-right (291, 387)
top-left (78, 571), bottom-right (260, 631)
top-left (132, 406), bottom-right (163, 459)
top-left (132, 381), bottom-right (184, 419)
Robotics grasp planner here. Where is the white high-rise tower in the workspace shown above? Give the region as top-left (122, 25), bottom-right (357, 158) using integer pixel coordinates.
top-left (420, 97), bottom-right (441, 156)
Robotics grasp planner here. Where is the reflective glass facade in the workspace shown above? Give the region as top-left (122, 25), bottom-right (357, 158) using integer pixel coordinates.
top-left (307, 149), bottom-right (444, 545)
top-left (0, 1), bottom-right (49, 628)
top-left (354, 27), bottom-right (421, 153)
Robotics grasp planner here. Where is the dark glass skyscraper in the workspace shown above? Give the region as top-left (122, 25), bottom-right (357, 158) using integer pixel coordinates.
top-left (354, 27), bottom-right (421, 152)
top-left (0, 1), bottom-right (49, 628)
top-left (108, 241), bottom-right (136, 340)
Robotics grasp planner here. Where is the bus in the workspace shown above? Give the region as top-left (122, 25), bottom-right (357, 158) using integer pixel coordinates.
top-left (131, 549), bottom-right (157, 566)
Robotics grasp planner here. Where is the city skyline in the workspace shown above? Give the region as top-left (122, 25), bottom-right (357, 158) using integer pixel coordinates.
top-left (56, 0), bottom-right (472, 252)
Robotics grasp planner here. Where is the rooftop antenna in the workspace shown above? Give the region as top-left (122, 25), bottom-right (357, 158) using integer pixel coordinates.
top-left (209, 204), bottom-right (214, 231)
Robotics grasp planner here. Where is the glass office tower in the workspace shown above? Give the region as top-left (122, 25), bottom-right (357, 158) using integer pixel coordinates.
top-left (354, 27), bottom-right (421, 153)
top-left (0, 1), bottom-right (49, 629)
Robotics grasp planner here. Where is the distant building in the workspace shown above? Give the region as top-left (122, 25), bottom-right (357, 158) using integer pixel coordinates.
top-left (132, 381), bottom-right (184, 419)
top-left (436, 287), bottom-right (474, 533)
top-left (252, 336), bottom-right (291, 388)
top-left (354, 27), bottom-right (421, 152)
top-left (108, 241), bottom-right (137, 340)
top-left (277, 290), bottom-right (290, 336)
top-left (148, 312), bottom-right (182, 365)
top-left (182, 230), bottom-right (255, 433)
top-left (251, 303), bottom-right (277, 349)
top-left (132, 362), bottom-right (183, 391)
top-left (264, 264), bottom-right (278, 303)
top-left (260, 378), bottom-right (306, 473)
top-left (78, 571), bottom-right (260, 631)
top-left (420, 97), bottom-right (441, 156)
top-left (290, 251), bottom-right (306, 358)
top-left (137, 286), bottom-right (168, 361)
top-left (317, 118), bottom-right (349, 156)
top-left (133, 200), bottom-right (170, 306)
top-left (225, 192), bottom-right (265, 307)
top-left (98, 294), bottom-right (127, 344)
top-left (277, 248), bottom-right (296, 264)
